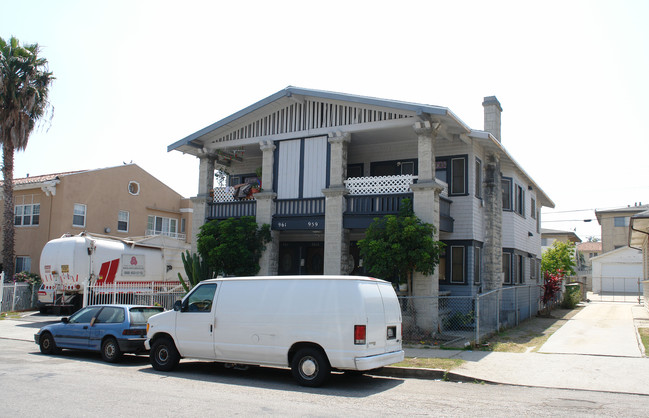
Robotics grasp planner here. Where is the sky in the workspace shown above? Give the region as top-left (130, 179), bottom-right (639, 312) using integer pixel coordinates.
top-left (2, 0), bottom-right (648, 241)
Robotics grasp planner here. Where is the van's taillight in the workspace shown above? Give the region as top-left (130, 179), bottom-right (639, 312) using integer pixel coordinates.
top-left (354, 325), bottom-right (366, 345)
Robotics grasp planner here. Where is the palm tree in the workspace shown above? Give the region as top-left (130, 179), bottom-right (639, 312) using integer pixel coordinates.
top-left (0, 36), bottom-right (54, 278)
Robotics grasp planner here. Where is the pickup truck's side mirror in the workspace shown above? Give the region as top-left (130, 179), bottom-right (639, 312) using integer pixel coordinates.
top-left (173, 300), bottom-right (182, 312)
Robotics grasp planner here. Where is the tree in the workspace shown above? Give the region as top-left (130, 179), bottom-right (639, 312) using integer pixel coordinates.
top-left (541, 241), bottom-right (576, 277)
top-left (196, 217), bottom-right (271, 277)
top-left (357, 199), bottom-right (444, 295)
top-left (1, 36), bottom-right (54, 278)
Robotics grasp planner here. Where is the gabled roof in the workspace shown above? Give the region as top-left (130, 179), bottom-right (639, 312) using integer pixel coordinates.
top-left (541, 228), bottom-right (581, 243)
top-left (168, 86), bottom-right (471, 153)
top-left (0, 170), bottom-right (87, 188)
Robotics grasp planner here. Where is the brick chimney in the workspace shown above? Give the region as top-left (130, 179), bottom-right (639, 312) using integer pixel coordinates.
top-left (482, 96), bottom-right (502, 142)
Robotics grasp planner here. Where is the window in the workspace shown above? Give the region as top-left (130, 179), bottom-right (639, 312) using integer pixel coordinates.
top-left (96, 307), bottom-right (125, 324)
top-left (450, 246), bottom-right (465, 284)
top-left (14, 204), bottom-right (40, 226)
top-left (475, 158), bottom-right (482, 199)
top-left (347, 163), bottom-right (363, 178)
top-left (531, 198), bottom-right (536, 219)
top-left (503, 252), bottom-right (512, 284)
top-left (451, 158), bottom-right (466, 195)
top-left (516, 254), bottom-right (524, 284)
top-left (370, 159), bottom-right (417, 176)
top-left (435, 161), bottom-right (447, 183)
top-left (502, 177), bottom-right (512, 210)
top-left (147, 215), bottom-right (178, 237)
top-left (180, 218), bottom-right (186, 234)
top-left (186, 283), bottom-right (217, 312)
top-left (438, 248), bottom-right (447, 282)
top-left (73, 204), bottom-right (86, 227)
top-left (614, 217), bottom-right (629, 227)
top-left (118, 211), bottom-right (129, 232)
top-left (474, 246), bottom-right (481, 284)
top-left (15, 256), bottom-right (31, 274)
top-left (128, 181), bottom-right (140, 196)
top-left (515, 185), bottom-right (525, 216)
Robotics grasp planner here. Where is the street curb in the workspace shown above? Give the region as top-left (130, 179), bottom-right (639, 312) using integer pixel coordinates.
top-left (369, 366), bottom-right (498, 385)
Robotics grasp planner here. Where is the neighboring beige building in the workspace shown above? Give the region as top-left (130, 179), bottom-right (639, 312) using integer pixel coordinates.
top-left (541, 228), bottom-right (581, 252)
top-left (596, 203), bottom-right (649, 253)
top-left (576, 241), bottom-right (603, 271)
top-left (0, 164), bottom-right (192, 276)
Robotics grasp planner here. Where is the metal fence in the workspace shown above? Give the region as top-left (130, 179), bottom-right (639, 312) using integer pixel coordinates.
top-left (399, 284), bottom-right (552, 347)
top-left (1, 281), bottom-right (37, 313)
top-left (85, 282), bottom-right (186, 310)
top-left (589, 276), bottom-right (644, 303)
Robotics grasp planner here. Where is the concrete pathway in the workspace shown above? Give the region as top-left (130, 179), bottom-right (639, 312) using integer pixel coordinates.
top-left (538, 302), bottom-right (642, 357)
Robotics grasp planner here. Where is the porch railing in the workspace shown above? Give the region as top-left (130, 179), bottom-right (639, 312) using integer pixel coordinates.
top-left (207, 200), bottom-right (256, 219)
top-left (345, 193), bottom-right (412, 215)
top-left (344, 174), bottom-right (416, 195)
top-left (275, 197), bottom-right (325, 216)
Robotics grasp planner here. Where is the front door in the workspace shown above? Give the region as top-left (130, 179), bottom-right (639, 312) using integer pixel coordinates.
top-left (175, 283), bottom-right (218, 359)
top-left (278, 242), bottom-right (323, 275)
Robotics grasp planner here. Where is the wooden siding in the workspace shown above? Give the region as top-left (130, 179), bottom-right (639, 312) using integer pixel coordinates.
top-left (302, 136), bottom-right (327, 198)
top-left (213, 99), bottom-right (414, 145)
top-left (277, 139), bottom-right (301, 199)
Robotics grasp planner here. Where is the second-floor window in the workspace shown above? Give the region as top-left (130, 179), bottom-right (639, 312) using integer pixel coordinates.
top-left (614, 216), bottom-right (629, 227)
top-left (515, 184), bottom-right (525, 216)
top-left (502, 177), bottom-right (512, 210)
top-left (147, 215), bottom-right (178, 237)
top-left (15, 204), bottom-right (40, 226)
top-left (475, 158), bottom-right (482, 199)
top-left (73, 204), bottom-right (86, 227)
top-left (503, 252), bottom-right (512, 284)
top-left (118, 211), bottom-right (129, 232)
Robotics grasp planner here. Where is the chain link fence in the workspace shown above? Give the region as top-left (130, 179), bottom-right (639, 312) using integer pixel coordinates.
top-left (589, 276), bottom-right (644, 303)
top-left (399, 284), bottom-right (552, 348)
top-left (1, 281), bottom-right (38, 313)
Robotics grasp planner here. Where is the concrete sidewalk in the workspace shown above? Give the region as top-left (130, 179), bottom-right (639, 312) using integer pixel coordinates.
top-left (401, 302), bottom-right (649, 395)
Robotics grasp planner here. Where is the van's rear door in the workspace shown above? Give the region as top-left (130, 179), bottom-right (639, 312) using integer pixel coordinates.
top-left (360, 281), bottom-right (402, 355)
top-left (377, 282), bottom-right (402, 353)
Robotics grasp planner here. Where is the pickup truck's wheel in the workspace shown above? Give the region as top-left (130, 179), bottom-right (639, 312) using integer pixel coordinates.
top-left (101, 337), bottom-right (122, 363)
top-left (150, 337), bottom-right (180, 371)
top-left (39, 332), bottom-right (60, 355)
top-left (291, 347), bottom-right (330, 387)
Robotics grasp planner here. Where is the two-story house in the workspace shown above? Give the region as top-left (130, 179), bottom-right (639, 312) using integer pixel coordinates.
top-left (596, 203), bottom-right (649, 253)
top-left (170, 87), bottom-right (553, 304)
top-left (0, 164), bottom-right (192, 276)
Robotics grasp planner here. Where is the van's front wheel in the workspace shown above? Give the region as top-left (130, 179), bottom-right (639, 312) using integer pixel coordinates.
top-left (291, 347), bottom-right (330, 387)
top-left (150, 337), bottom-right (180, 371)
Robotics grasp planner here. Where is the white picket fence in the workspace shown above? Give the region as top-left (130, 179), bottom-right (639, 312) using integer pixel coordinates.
top-left (85, 281), bottom-right (187, 310)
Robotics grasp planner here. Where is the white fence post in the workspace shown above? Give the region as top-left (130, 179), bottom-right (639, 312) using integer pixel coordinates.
top-left (12, 281), bottom-right (18, 311)
top-left (0, 272), bottom-right (4, 313)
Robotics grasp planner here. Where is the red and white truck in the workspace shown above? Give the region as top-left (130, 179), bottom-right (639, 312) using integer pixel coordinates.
top-left (37, 233), bottom-right (188, 314)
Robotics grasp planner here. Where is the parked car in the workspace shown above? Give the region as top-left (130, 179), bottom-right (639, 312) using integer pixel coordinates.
top-left (34, 304), bottom-right (164, 362)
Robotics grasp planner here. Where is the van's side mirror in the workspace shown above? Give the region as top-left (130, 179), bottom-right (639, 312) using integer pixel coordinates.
top-left (173, 300), bottom-right (182, 312)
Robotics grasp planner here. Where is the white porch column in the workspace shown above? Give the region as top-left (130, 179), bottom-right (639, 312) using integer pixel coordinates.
top-left (324, 132), bottom-right (350, 275)
top-left (257, 141), bottom-right (278, 276)
top-left (411, 122), bottom-right (444, 333)
top-left (191, 154), bottom-right (215, 253)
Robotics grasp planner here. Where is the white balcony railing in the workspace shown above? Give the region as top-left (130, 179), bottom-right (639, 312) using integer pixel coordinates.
top-left (145, 230), bottom-right (186, 241)
top-left (344, 174), bottom-right (417, 195)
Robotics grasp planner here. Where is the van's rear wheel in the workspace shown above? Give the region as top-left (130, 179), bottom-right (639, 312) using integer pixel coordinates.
top-left (150, 337), bottom-right (180, 371)
top-left (291, 347), bottom-right (330, 387)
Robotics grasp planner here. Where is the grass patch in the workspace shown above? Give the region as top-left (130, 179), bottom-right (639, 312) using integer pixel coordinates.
top-left (0, 312), bottom-right (21, 320)
top-left (394, 357), bottom-right (465, 370)
top-left (478, 307), bottom-right (582, 353)
top-left (639, 328), bottom-right (649, 356)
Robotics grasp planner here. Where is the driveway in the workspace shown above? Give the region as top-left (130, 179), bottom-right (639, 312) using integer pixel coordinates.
top-left (538, 302), bottom-right (642, 357)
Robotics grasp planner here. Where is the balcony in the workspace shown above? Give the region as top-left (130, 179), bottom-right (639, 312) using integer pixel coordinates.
top-left (145, 230), bottom-right (187, 241)
top-left (207, 174), bottom-right (453, 232)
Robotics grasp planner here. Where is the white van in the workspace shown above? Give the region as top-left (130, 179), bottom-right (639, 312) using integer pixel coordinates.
top-left (145, 275), bottom-right (404, 386)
